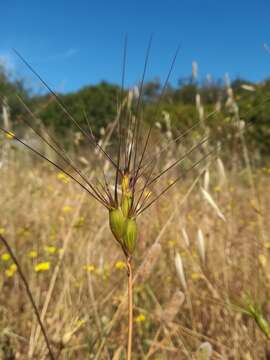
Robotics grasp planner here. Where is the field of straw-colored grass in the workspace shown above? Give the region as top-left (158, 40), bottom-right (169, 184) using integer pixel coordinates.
top-left (0, 146), bottom-right (270, 359)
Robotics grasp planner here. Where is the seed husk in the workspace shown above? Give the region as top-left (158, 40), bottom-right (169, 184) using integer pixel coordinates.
top-left (109, 208), bottom-right (126, 244)
top-left (121, 195), bottom-right (132, 217)
top-left (123, 218), bottom-right (137, 255)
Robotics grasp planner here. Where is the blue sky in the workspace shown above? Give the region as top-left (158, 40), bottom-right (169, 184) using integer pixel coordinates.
top-left (0, 0), bottom-right (269, 93)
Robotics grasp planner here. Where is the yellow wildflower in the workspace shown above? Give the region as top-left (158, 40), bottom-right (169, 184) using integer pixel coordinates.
top-left (264, 242), bottom-right (270, 250)
top-left (262, 167), bottom-right (270, 174)
top-left (16, 228), bottom-right (31, 237)
top-left (0, 228), bottom-right (5, 235)
top-left (83, 264), bottom-right (96, 273)
top-left (76, 319), bottom-right (86, 327)
top-left (9, 264), bottom-right (17, 271)
top-left (35, 262), bottom-right (50, 272)
top-left (115, 261), bottom-right (126, 270)
top-left (180, 250), bottom-right (187, 257)
top-left (135, 314), bottom-right (146, 323)
top-left (44, 245), bottom-right (57, 255)
top-left (213, 186), bottom-right (221, 193)
top-left (57, 172), bottom-right (70, 184)
top-left (168, 239), bottom-right (176, 247)
top-left (74, 216), bottom-right (85, 227)
top-left (249, 199), bottom-right (260, 213)
top-left (191, 273), bottom-right (204, 281)
top-left (5, 264), bottom-right (17, 277)
top-left (5, 269), bottom-right (14, 277)
top-left (28, 250), bottom-right (38, 258)
top-left (62, 206), bottom-right (73, 213)
top-left (1, 253), bottom-right (10, 261)
top-left (258, 254), bottom-right (267, 268)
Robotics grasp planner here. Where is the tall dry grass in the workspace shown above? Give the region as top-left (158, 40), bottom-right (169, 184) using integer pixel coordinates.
top-left (0, 56), bottom-right (270, 359)
top-left (0, 144), bottom-right (269, 358)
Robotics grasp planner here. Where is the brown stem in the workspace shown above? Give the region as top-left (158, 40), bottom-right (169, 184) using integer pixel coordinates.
top-left (0, 235), bottom-right (55, 360)
top-left (126, 256), bottom-right (133, 360)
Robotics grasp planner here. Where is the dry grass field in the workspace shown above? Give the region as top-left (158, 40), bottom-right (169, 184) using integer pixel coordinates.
top-left (0, 134), bottom-right (270, 359)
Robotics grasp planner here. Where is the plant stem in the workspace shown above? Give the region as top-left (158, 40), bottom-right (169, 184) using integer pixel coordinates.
top-left (0, 235), bottom-right (55, 360)
top-left (126, 256), bottom-right (133, 360)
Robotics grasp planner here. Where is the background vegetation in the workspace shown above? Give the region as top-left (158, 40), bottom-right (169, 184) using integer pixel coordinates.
top-left (1, 65), bottom-right (270, 162)
top-left (0, 63), bottom-right (270, 359)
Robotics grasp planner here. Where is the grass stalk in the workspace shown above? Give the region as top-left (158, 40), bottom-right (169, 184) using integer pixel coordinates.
top-left (126, 256), bottom-right (133, 360)
top-left (0, 235), bottom-right (55, 360)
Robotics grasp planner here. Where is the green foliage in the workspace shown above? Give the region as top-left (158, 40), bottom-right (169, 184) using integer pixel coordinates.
top-left (0, 63), bottom-right (269, 162)
top-left (37, 81), bottom-right (120, 138)
top-left (0, 65), bottom-right (29, 119)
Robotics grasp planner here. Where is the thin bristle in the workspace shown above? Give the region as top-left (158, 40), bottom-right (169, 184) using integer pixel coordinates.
top-left (16, 96), bottom-right (108, 206)
top-left (13, 48), bottom-right (118, 170)
top-left (0, 126), bottom-right (109, 207)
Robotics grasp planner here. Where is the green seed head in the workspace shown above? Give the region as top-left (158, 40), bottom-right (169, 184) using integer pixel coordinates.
top-left (248, 304), bottom-right (270, 339)
top-left (121, 195), bottom-right (132, 217)
top-left (256, 314), bottom-right (270, 338)
top-left (109, 208), bottom-right (125, 244)
top-left (123, 218), bottom-right (137, 255)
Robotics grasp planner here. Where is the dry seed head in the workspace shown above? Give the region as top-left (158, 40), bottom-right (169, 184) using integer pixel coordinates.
top-left (241, 84), bottom-right (255, 92)
top-left (181, 228), bottom-right (190, 247)
top-left (192, 61), bottom-right (198, 80)
top-left (203, 169), bottom-right (210, 191)
top-left (195, 342), bottom-right (213, 360)
top-left (160, 290), bottom-right (185, 323)
top-left (175, 252), bottom-right (187, 291)
top-left (197, 228), bottom-right (206, 265)
top-left (216, 157), bottom-right (227, 187)
top-left (195, 93), bottom-right (201, 110)
top-left (201, 187), bottom-right (226, 222)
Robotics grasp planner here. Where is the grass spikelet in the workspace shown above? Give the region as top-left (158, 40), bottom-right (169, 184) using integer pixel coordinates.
top-left (175, 252), bottom-right (187, 291)
top-left (181, 227), bottom-right (190, 247)
top-left (197, 228), bottom-right (206, 265)
top-left (216, 157), bottom-right (227, 187)
top-left (201, 187), bottom-right (226, 222)
top-left (203, 169), bottom-right (210, 191)
top-left (160, 290), bottom-right (185, 323)
top-left (195, 342), bottom-right (213, 360)
top-left (246, 303), bottom-right (270, 339)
